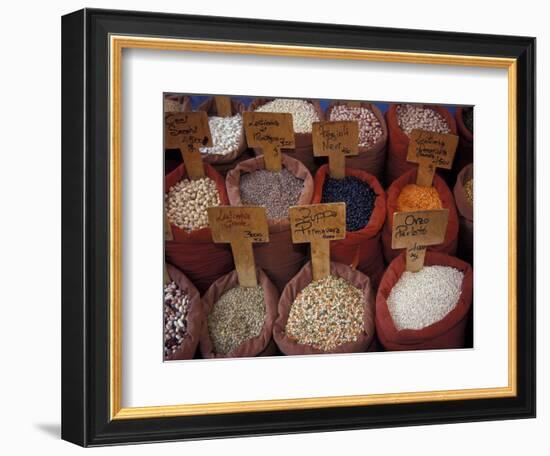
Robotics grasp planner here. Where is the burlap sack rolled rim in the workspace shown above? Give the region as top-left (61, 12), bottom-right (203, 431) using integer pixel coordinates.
top-left (225, 154), bottom-right (314, 231)
top-left (164, 94), bottom-right (192, 113)
top-left (196, 97), bottom-right (248, 164)
top-left (454, 163), bottom-right (473, 222)
top-left (375, 251), bottom-right (473, 346)
top-left (455, 107), bottom-right (474, 143)
top-left (273, 261), bottom-right (375, 355)
top-left (199, 267), bottom-right (279, 358)
top-left (164, 263), bottom-right (204, 361)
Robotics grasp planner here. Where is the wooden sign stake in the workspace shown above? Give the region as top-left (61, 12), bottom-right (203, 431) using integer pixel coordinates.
top-left (243, 112), bottom-right (295, 172)
top-left (407, 129), bottom-right (459, 187)
top-left (391, 209), bottom-right (449, 272)
top-left (164, 111), bottom-right (213, 180)
top-left (214, 96), bottom-right (232, 117)
top-left (312, 121), bottom-right (359, 179)
top-left (289, 203), bottom-right (346, 281)
top-left (208, 206), bottom-right (269, 287)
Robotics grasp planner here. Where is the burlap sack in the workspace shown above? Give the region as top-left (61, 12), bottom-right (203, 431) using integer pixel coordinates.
top-left (326, 101), bottom-right (388, 183)
top-left (454, 164), bottom-right (474, 264)
top-left (249, 98), bottom-right (324, 175)
top-left (225, 155), bottom-right (314, 292)
top-left (384, 104), bottom-right (457, 185)
top-left (382, 168), bottom-right (459, 263)
top-left (164, 163), bottom-right (233, 294)
top-left (375, 251), bottom-right (473, 351)
top-left (164, 263), bottom-right (203, 361)
top-left (452, 107), bottom-right (474, 185)
top-left (312, 165), bottom-right (386, 287)
top-left (273, 261), bottom-right (375, 355)
top-left (199, 268), bottom-right (279, 358)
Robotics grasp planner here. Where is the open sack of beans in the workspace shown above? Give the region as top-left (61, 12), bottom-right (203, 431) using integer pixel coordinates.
top-left (453, 107), bottom-right (474, 184)
top-left (165, 163), bottom-right (234, 294)
top-left (375, 251), bottom-right (473, 351)
top-left (312, 165), bottom-right (386, 287)
top-left (249, 98), bottom-right (324, 175)
top-left (326, 101), bottom-right (388, 182)
top-left (382, 168), bottom-right (459, 263)
top-left (454, 164), bottom-right (474, 264)
top-left (226, 154), bottom-right (314, 292)
top-left (273, 261), bottom-right (375, 355)
top-left (199, 268), bottom-right (279, 358)
top-left (164, 263), bottom-right (204, 361)
top-left (385, 103), bottom-right (457, 185)
top-left (196, 97), bottom-right (252, 174)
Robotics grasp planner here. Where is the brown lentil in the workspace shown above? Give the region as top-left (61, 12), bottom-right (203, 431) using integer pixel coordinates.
top-left (396, 104), bottom-right (451, 136)
top-left (464, 179), bottom-right (473, 206)
top-left (397, 184), bottom-right (442, 212)
top-left (164, 281), bottom-right (191, 357)
top-left (329, 105), bottom-right (383, 148)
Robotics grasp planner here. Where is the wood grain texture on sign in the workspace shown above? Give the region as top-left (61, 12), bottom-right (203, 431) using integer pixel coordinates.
top-left (164, 111), bottom-right (212, 179)
top-left (243, 112), bottom-right (295, 172)
top-left (289, 202), bottom-right (346, 280)
top-left (207, 206), bottom-right (269, 287)
top-left (312, 121), bottom-right (359, 179)
top-left (406, 129), bottom-right (459, 187)
top-left (391, 209), bottom-right (449, 271)
top-left (214, 96), bottom-right (232, 117)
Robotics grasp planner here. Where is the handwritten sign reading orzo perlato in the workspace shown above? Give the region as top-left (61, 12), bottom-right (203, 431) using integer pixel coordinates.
top-left (289, 203), bottom-right (346, 280)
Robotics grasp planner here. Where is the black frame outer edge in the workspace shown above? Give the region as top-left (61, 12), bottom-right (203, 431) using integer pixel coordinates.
top-left (60, 8), bottom-right (536, 447)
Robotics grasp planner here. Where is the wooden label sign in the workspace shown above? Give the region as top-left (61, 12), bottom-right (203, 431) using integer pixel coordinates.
top-left (243, 112), bottom-right (295, 172)
top-left (208, 206), bottom-right (269, 287)
top-left (392, 209), bottom-right (449, 272)
top-left (289, 203), bottom-right (346, 280)
top-left (214, 96), bottom-right (232, 117)
top-left (313, 121), bottom-right (359, 179)
top-left (407, 129), bottom-right (459, 187)
top-left (164, 112), bottom-right (212, 180)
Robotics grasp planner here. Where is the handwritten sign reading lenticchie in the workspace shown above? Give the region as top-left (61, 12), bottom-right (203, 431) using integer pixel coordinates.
top-left (392, 209), bottom-right (449, 272)
top-left (214, 96), bottom-right (232, 117)
top-left (289, 203), bottom-right (346, 280)
top-left (407, 129), bottom-right (459, 187)
top-left (164, 111), bottom-right (212, 180)
top-left (208, 206), bottom-right (269, 287)
top-left (243, 112), bottom-right (295, 172)
top-left (312, 121), bottom-right (359, 179)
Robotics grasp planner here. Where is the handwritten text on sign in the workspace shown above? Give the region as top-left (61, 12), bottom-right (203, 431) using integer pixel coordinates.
top-left (164, 112), bottom-right (213, 150)
top-left (208, 206), bottom-right (269, 244)
top-left (313, 121), bottom-right (359, 156)
top-left (289, 203), bottom-right (346, 243)
top-left (407, 129), bottom-right (459, 168)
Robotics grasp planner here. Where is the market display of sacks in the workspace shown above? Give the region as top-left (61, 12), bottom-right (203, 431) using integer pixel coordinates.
top-left (384, 103), bottom-right (457, 185)
top-left (375, 251), bottom-right (473, 350)
top-left (453, 107), bottom-right (474, 185)
top-left (164, 163), bottom-right (234, 295)
top-left (454, 164), bottom-right (474, 264)
top-left (225, 154), bottom-right (314, 293)
top-left (164, 263), bottom-right (204, 360)
top-left (325, 101), bottom-right (388, 183)
top-left (382, 168), bottom-right (459, 263)
top-left (312, 165), bottom-right (386, 287)
top-left (273, 261), bottom-right (376, 355)
top-left (248, 98), bottom-right (324, 175)
top-left (199, 268), bottom-right (279, 358)
top-left (164, 95), bottom-right (192, 175)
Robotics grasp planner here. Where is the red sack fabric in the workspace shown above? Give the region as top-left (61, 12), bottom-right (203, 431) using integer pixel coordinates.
top-left (164, 163), bottom-right (233, 294)
top-left (325, 101), bottom-right (388, 183)
top-left (453, 107), bottom-right (474, 185)
top-left (382, 168), bottom-right (459, 263)
top-left (273, 261), bottom-right (375, 355)
top-left (312, 165), bottom-right (386, 287)
top-left (248, 98), bottom-right (324, 175)
top-left (375, 251), bottom-right (473, 351)
top-left (384, 104), bottom-right (457, 185)
top-left (164, 263), bottom-right (203, 361)
top-left (199, 268), bottom-right (279, 358)
top-left (225, 155), bottom-right (314, 292)
top-left (454, 164), bottom-right (474, 264)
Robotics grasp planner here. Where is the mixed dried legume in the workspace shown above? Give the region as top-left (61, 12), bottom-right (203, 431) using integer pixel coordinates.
top-left (164, 281), bottom-right (191, 357)
top-left (396, 104), bottom-right (450, 136)
top-left (329, 105), bottom-right (383, 148)
top-left (255, 99), bottom-right (319, 134)
top-left (199, 114), bottom-right (243, 156)
top-left (397, 184), bottom-right (442, 212)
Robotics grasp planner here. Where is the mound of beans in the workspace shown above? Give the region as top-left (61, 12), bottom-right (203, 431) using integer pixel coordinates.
top-left (164, 281), bottom-right (191, 357)
top-left (396, 104), bottom-right (451, 136)
top-left (165, 177), bottom-right (221, 231)
top-left (199, 114), bottom-right (243, 156)
top-left (387, 265), bottom-right (464, 330)
top-left (286, 275), bottom-right (364, 351)
top-left (462, 107), bottom-right (474, 133)
top-left (240, 168), bottom-right (304, 220)
top-left (397, 184), bottom-right (442, 212)
top-left (255, 99), bottom-right (319, 134)
top-left (464, 179), bottom-right (473, 206)
top-left (207, 285), bottom-right (266, 355)
top-left (322, 176), bottom-right (376, 231)
top-left (329, 105), bottom-right (383, 148)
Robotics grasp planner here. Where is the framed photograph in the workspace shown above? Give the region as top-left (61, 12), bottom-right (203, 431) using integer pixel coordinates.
top-left (61, 8), bottom-right (535, 447)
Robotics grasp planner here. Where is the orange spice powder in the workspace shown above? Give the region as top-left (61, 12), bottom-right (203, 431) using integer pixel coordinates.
top-left (396, 184), bottom-right (442, 212)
